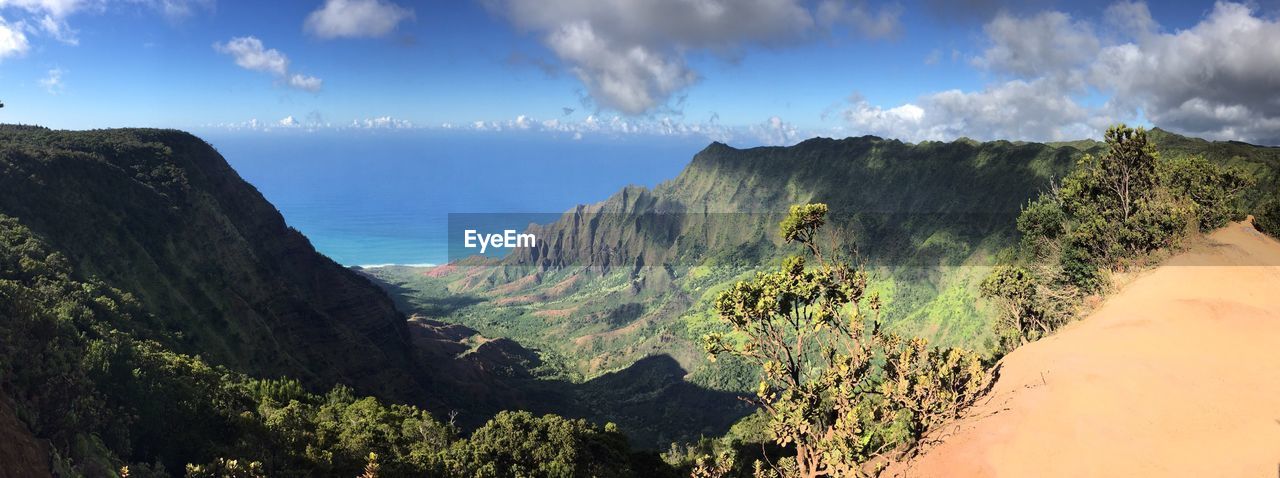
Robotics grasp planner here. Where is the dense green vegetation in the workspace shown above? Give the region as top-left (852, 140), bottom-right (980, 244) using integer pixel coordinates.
top-left (0, 215), bottom-right (663, 476)
top-left (982, 125), bottom-right (1253, 350)
top-left (2, 123), bottom-right (1275, 477)
top-left (370, 136), bottom-right (1081, 396)
top-left (372, 127), bottom-right (1279, 400)
top-left (702, 204), bottom-right (986, 477)
top-left (0, 126), bottom-right (682, 477)
top-left (0, 125), bottom-right (428, 404)
top-left (1256, 198), bottom-right (1280, 238)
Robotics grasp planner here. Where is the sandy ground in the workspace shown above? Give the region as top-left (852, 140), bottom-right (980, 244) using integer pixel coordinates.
top-left (891, 221), bottom-right (1280, 477)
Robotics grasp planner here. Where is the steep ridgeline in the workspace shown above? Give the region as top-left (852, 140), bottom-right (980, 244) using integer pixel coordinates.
top-left (0, 126), bottom-right (426, 402)
top-left (377, 135), bottom-right (1086, 396)
top-left (0, 125), bottom-right (754, 457)
top-left (510, 137), bottom-right (1079, 270)
top-left (377, 130), bottom-right (1279, 396)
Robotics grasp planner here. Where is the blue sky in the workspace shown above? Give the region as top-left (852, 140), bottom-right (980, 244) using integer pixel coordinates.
top-left (3, 0), bottom-right (1280, 144)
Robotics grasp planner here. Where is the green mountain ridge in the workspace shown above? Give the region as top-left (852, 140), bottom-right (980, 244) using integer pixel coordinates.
top-left (2, 124), bottom-right (1275, 473)
top-left (0, 125), bottom-right (749, 467)
top-left (372, 127), bottom-right (1280, 397)
top-left (0, 125), bottom-right (428, 402)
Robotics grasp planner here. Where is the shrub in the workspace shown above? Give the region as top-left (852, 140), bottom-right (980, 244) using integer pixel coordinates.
top-left (1256, 199), bottom-right (1280, 238)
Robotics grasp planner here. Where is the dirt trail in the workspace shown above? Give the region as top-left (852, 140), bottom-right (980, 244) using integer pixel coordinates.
top-left (893, 220), bottom-right (1280, 477)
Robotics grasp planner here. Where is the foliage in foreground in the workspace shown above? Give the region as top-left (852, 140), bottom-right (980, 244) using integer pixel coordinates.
top-left (983, 125), bottom-right (1252, 351)
top-left (701, 204), bottom-right (987, 478)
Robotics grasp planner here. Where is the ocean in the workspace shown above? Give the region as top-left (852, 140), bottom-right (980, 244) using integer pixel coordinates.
top-left (200, 130), bottom-right (708, 266)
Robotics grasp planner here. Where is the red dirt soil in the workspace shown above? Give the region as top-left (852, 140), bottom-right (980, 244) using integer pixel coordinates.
top-left (891, 220), bottom-right (1280, 477)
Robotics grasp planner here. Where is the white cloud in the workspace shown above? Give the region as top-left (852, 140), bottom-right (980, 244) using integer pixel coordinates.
top-left (974, 10), bottom-right (1098, 79)
top-left (305, 0), bottom-right (413, 39)
top-left (1102, 1), bottom-right (1156, 40)
top-left (213, 36), bottom-right (287, 75)
top-left (487, 0), bottom-right (893, 115)
top-left (0, 0), bottom-right (84, 18)
top-left (38, 66), bottom-right (62, 93)
top-left (1089, 2), bottom-right (1280, 144)
top-left (0, 0), bottom-right (211, 56)
top-left (842, 1), bottom-right (1280, 145)
top-left (0, 16), bottom-right (29, 60)
top-left (149, 0), bottom-right (214, 21)
top-left (816, 0), bottom-right (902, 39)
top-left (38, 14), bottom-right (76, 44)
top-left (210, 112), bottom-right (810, 146)
top-left (287, 73), bottom-right (322, 92)
top-left (842, 77), bottom-right (1105, 143)
top-left (544, 21), bottom-right (698, 115)
top-left (213, 36), bottom-right (323, 92)
top-left (843, 96), bottom-right (926, 138)
top-left (750, 116), bottom-right (803, 145)
top-left (350, 116), bottom-right (413, 129)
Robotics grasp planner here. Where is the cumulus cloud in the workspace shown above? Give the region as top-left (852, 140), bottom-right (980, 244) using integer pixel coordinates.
top-left (351, 116), bottom-right (414, 129)
top-left (0, 0), bottom-right (208, 53)
top-left (212, 111), bottom-right (812, 146)
top-left (214, 36), bottom-right (286, 75)
top-left (844, 80), bottom-right (1099, 142)
top-left (38, 66), bottom-right (62, 93)
top-left (845, 1), bottom-right (1280, 145)
top-left (287, 73), bottom-right (322, 92)
top-left (974, 10), bottom-right (1098, 79)
top-left (1089, 2), bottom-right (1280, 144)
top-left (305, 0), bottom-right (413, 39)
top-left (750, 116), bottom-right (804, 145)
top-left (816, 0), bottom-right (902, 39)
top-left (213, 36), bottom-right (323, 92)
top-left (0, 16), bottom-right (29, 60)
top-left (542, 21), bottom-right (699, 115)
top-left (486, 0), bottom-right (896, 115)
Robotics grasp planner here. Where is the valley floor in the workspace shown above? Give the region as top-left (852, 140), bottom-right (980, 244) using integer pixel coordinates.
top-left (892, 220), bottom-right (1280, 477)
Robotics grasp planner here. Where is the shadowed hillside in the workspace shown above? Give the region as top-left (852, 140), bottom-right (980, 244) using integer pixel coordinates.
top-left (0, 125), bottom-right (429, 402)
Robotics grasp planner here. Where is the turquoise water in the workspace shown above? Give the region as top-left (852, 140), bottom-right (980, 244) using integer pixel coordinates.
top-left (201, 130), bottom-right (706, 266)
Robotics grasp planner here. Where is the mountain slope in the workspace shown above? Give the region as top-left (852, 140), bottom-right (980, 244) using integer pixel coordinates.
top-left (377, 135), bottom-right (1090, 391)
top-left (375, 129), bottom-right (1279, 434)
top-left (0, 125), bottom-right (427, 402)
top-left (0, 125), bottom-right (746, 453)
top-left (892, 219), bottom-right (1280, 477)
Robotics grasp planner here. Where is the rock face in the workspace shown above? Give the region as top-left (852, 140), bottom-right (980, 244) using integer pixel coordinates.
top-left (0, 396), bottom-right (51, 478)
top-left (0, 126), bottom-right (426, 402)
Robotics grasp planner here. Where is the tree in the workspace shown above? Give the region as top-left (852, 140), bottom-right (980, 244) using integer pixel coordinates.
top-left (1257, 199), bottom-right (1280, 238)
top-left (879, 335), bottom-right (985, 437)
top-left (445, 410), bottom-right (637, 478)
top-left (1161, 154), bottom-right (1253, 230)
top-left (705, 203), bottom-right (881, 477)
top-left (1096, 125), bottom-right (1161, 223)
top-left (706, 204), bottom-right (989, 477)
top-left (979, 265), bottom-right (1042, 347)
